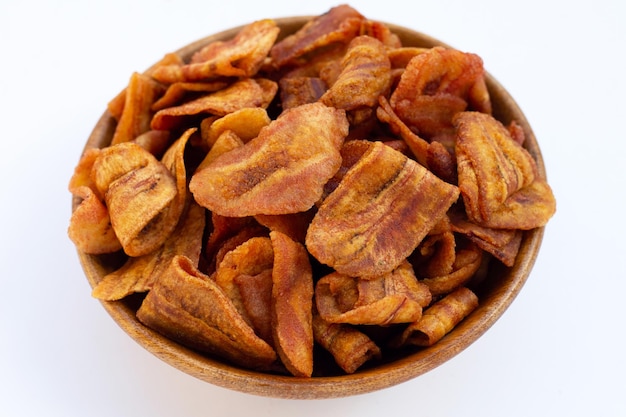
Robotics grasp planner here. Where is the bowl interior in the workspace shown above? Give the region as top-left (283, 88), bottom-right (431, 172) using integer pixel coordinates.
top-left (74, 16), bottom-right (545, 399)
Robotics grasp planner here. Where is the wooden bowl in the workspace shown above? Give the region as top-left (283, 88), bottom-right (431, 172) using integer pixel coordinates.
top-left (73, 17), bottom-right (546, 399)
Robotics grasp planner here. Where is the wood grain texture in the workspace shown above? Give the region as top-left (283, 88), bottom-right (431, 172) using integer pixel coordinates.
top-left (72, 17), bottom-right (545, 399)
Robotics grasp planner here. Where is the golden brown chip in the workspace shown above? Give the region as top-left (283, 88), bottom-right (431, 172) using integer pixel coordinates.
top-left (203, 214), bottom-right (256, 261)
top-left (68, 148), bottom-right (101, 196)
top-left (215, 236), bottom-right (274, 327)
top-left (449, 207), bottom-right (522, 267)
top-left (389, 46), bottom-right (489, 139)
top-left (151, 80), bottom-right (229, 111)
top-left (320, 35), bottom-right (391, 111)
top-left (270, 4), bottom-right (364, 67)
top-left (312, 311), bottom-right (381, 374)
top-left (68, 185), bottom-right (122, 254)
top-left (234, 269), bottom-right (274, 345)
top-left (107, 53), bottom-right (186, 121)
top-left (306, 140), bottom-right (459, 278)
top-left (415, 229), bottom-right (457, 278)
top-left (151, 20), bottom-right (280, 83)
top-left (91, 142), bottom-right (179, 256)
top-left (136, 255), bottom-right (277, 370)
top-left (111, 72), bottom-right (165, 145)
top-left (315, 261), bottom-right (431, 325)
top-left (195, 130), bottom-right (244, 172)
top-left (212, 227), bottom-right (269, 277)
top-left (202, 107), bottom-right (271, 148)
top-left (203, 214), bottom-right (264, 274)
top-left (393, 287), bottom-right (478, 347)
top-left (150, 78), bottom-right (278, 131)
top-left (189, 102), bottom-right (349, 217)
top-left (92, 128), bottom-right (196, 301)
top-left (90, 142), bottom-right (153, 196)
top-left (468, 75), bottom-right (492, 115)
top-left (270, 231), bottom-right (314, 377)
top-left (419, 240), bottom-right (484, 296)
top-left (161, 127), bottom-right (195, 216)
top-left (92, 200), bottom-right (206, 300)
top-left (454, 111), bottom-right (556, 230)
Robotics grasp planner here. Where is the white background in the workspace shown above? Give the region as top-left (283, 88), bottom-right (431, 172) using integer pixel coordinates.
top-left (2, 0), bottom-right (624, 416)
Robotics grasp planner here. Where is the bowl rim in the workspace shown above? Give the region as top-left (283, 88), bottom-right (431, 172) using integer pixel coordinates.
top-left (73, 16), bottom-right (546, 399)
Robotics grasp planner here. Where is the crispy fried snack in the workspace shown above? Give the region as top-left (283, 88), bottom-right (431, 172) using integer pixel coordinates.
top-left (68, 148), bottom-right (123, 254)
top-left (195, 130), bottom-right (244, 173)
top-left (377, 95), bottom-right (456, 183)
top-left (91, 200), bottom-right (205, 300)
top-left (203, 214), bottom-right (259, 271)
top-left (137, 255), bottom-right (277, 370)
top-left (312, 311), bottom-right (381, 374)
top-left (419, 240), bottom-right (484, 296)
top-left (68, 185), bottom-right (122, 254)
top-left (393, 287), bottom-right (478, 347)
top-left (107, 52), bottom-right (184, 121)
top-left (111, 72), bottom-right (165, 145)
top-left (91, 142), bottom-right (180, 257)
top-left (161, 127), bottom-right (195, 212)
top-left (215, 236), bottom-right (274, 329)
top-left (270, 4), bottom-right (364, 68)
top-left (270, 231), bottom-right (314, 377)
top-left (189, 102), bottom-right (349, 216)
top-left (234, 269), bottom-right (274, 346)
top-left (454, 111), bottom-right (556, 230)
top-left (315, 261), bottom-right (432, 325)
top-left (151, 80), bottom-right (229, 111)
top-left (151, 19), bottom-right (280, 83)
top-left (390, 46), bottom-right (490, 139)
top-left (320, 35), bottom-right (392, 111)
top-left (201, 107), bottom-right (270, 148)
top-left (449, 206), bottom-right (522, 267)
top-left (151, 78), bottom-right (277, 131)
top-left (306, 140), bottom-right (459, 278)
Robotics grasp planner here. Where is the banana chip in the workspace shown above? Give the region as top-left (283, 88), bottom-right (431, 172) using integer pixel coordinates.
top-left (270, 231), bottom-right (314, 377)
top-left (454, 111), bottom-right (556, 230)
top-left (315, 261), bottom-right (431, 325)
top-left (151, 78), bottom-right (277, 131)
top-left (306, 140), bottom-right (459, 278)
top-left (189, 102), bottom-right (348, 217)
top-left (312, 311), bottom-right (381, 374)
top-left (137, 255), bottom-right (277, 370)
top-left (393, 287), bottom-right (479, 347)
top-left (68, 185), bottom-right (121, 254)
top-left (151, 19), bottom-right (280, 83)
top-left (91, 142), bottom-right (179, 256)
top-left (91, 200), bottom-right (205, 300)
